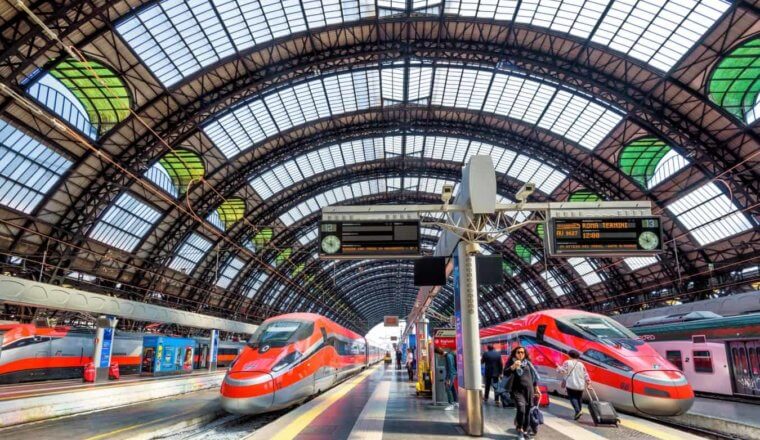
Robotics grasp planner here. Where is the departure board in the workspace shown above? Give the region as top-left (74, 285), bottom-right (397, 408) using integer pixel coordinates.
top-left (548, 217), bottom-right (663, 256)
top-left (318, 220), bottom-right (420, 259)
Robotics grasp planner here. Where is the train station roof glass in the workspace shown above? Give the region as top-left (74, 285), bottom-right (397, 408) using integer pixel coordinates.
top-left (116, 0), bottom-right (728, 86)
top-left (88, 193), bottom-right (162, 252)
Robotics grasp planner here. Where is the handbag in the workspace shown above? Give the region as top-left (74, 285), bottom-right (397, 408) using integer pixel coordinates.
top-left (560, 360), bottom-right (578, 390)
top-left (495, 374), bottom-right (512, 396)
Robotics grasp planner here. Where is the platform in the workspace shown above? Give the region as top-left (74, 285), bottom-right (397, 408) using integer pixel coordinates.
top-left (655, 397), bottom-right (760, 440)
top-left (0, 370), bottom-right (224, 428)
top-left (249, 365), bottom-right (712, 440)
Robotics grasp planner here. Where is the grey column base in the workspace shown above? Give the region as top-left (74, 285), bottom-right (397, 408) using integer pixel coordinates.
top-left (95, 367), bottom-right (111, 382)
top-left (458, 387), bottom-right (483, 436)
top-left (207, 361), bottom-right (218, 372)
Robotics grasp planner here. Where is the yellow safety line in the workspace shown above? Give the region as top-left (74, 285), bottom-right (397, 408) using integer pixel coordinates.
top-left (83, 407), bottom-right (202, 440)
top-left (271, 367), bottom-right (377, 440)
top-left (550, 396), bottom-right (686, 440)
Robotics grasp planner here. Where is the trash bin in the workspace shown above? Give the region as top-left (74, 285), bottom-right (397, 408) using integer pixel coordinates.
top-left (109, 362), bottom-right (120, 380)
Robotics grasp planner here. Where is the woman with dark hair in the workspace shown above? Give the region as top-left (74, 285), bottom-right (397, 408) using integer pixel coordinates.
top-left (557, 349), bottom-right (591, 420)
top-left (503, 346), bottom-right (541, 440)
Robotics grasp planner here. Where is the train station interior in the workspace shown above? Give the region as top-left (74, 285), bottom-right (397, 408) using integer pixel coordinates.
top-left (0, 0), bottom-right (758, 439)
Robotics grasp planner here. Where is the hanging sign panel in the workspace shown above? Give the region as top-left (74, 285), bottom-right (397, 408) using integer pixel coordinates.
top-left (548, 217), bottom-right (663, 257)
top-left (319, 220), bottom-right (420, 259)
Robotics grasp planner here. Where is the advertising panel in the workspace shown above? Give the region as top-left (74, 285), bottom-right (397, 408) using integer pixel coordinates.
top-left (99, 326), bottom-right (114, 368)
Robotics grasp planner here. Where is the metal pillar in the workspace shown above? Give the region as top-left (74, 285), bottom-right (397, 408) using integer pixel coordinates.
top-left (208, 329), bottom-right (219, 372)
top-left (92, 315), bottom-right (118, 382)
top-left (457, 243), bottom-right (483, 436)
top-left (416, 315), bottom-right (429, 392)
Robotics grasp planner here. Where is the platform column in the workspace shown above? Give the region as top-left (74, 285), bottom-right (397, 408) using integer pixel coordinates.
top-left (208, 329), bottom-right (219, 372)
top-left (416, 315), bottom-right (429, 392)
top-left (456, 243), bottom-right (483, 436)
top-left (92, 315), bottom-right (118, 382)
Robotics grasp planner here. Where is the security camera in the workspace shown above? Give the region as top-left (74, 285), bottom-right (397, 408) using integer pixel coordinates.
top-left (515, 182), bottom-right (536, 203)
top-left (441, 184), bottom-right (455, 203)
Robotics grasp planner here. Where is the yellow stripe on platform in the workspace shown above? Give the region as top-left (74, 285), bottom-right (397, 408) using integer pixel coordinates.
top-left (272, 367), bottom-right (377, 440)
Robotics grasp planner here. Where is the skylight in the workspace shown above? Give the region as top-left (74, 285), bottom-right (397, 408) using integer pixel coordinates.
top-left (169, 232), bottom-right (213, 274)
top-left (0, 119), bottom-right (71, 214)
top-left (249, 135), bottom-right (566, 200)
top-left (277, 176), bottom-right (461, 226)
top-left (88, 193), bottom-right (162, 252)
top-left (624, 256), bottom-right (659, 271)
top-left (666, 182), bottom-right (753, 245)
top-left (117, 0), bottom-right (728, 86)
top-left (298, 227), bottom-right (318, 246)
top-left (243, 271), bottom-right (269, 298)
top-left (567, 257), bottom-right (603, 286)
top-left (216, 256), bottom-right (245, 289)
top-left (203, 66), bottom-right (622, 158)
top-left (520, 281), bottom-right (543, 305)
top-left (541, 270), bottom-right (566, 297)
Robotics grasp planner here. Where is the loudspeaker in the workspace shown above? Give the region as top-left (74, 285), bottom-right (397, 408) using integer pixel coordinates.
top-left (476, 255), bottom-right (504, 285)
top-left (414, 257), bottom-right (447, 286)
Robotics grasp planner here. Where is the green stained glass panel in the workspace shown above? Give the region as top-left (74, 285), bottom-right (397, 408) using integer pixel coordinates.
top-left (158, 150), bottom-right (205, 194)
top-left (253, 228), bottom-right (273, 249)
top-left (502, 261), bottom-right (514, 277)
top-left (217, 199), bottom-right (245, 228)
top-left (708, 37), bottom-right (760, 123)
top-left (275, 248), bottom-right (292, 266)
top-left (515, 244), bottom-right (534, 264)
top-left (49, 59), bottom-right (131, 135)
top-left (536, 224), bottom-right (544, 239)
top-left (568, 190), bottom-right (601, 202)
top-left (618, 137), bottom-right (671, 187)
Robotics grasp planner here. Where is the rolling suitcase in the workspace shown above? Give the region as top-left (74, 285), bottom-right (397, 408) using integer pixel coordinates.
top-left (588, 387), bottom-right (619, 426)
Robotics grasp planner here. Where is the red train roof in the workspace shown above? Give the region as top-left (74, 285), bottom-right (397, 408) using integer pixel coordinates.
top-left (480, 308), bottom-right (600, 338)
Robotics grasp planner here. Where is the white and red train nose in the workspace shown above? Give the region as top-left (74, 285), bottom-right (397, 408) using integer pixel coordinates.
top-left (220, 371), bottom-right (275, 414)
top-left (630, 369), bottom-right (694, 416)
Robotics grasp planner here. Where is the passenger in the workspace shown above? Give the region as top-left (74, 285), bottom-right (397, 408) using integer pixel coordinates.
top-left (444, 348), bottom-right (459, 411)
top-left (406, 349), bottom-right (415, 381)
top-left (396, 349), bottom-right (402, 369)
top-left (557, 349), bottom-right (591, 420)
top-left (503, 346), bottom-right (540, 440)
top-left (481, 344), bottom-right (503, 404)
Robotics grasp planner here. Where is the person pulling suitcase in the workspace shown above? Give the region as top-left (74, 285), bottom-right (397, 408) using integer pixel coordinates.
top-left (588, 387), bottom-right (620, 427)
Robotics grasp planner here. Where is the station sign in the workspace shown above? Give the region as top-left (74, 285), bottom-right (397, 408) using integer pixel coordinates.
top-left (318, 220), bottom-right (420, 259)
top-left (384, 315), bottom-right (400, 327)
top-left (548, 216), bottom-right (663, 256)
top-left (433, 328), bottom-right (456, 351)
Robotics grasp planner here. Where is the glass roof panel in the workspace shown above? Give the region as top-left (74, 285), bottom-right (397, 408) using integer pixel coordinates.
top-left (27, 73), bottom-right (98, 139)
top-left (541, 270), bottom-right (566, 296)
top-left (298, 227), bottom-right (318, 245)
top-left (243, 270), bottom-right (269, 298)
top-left (624, 256), bottom-right (659, 271)
top-left (665, 182), bottom-right (753, 245)
top-left (216, 256), bottom-right (245, 288)
top-left (203, 66), bottom-right (620, 158)
top-left (169, 232), bottom-right (213, 273)
top-left (88, 192), bottom-right (162, 252)
top-left (567, 257), bottom-right (602, 286)
top-left (152, 149), bottom-right (205, 196)
top-left (118, 0), bottom-right (726, 86)
top-left (145, 162), bottom-right (177, 197)
top-left (591, 0), bottom-right (729, 71)
top-left (0, 119), bottom-right (72, 214)
top-left (520, 281), bottom-right (543, 305)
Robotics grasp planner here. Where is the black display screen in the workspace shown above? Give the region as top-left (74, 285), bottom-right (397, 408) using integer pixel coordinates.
top-left (549, 217), bottom-right (663, 256)
top-left (319, 220), bottom-right (421, 259)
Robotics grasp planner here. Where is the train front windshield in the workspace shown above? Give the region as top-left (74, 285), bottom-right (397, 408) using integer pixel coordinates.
top-left (567, 316), bottom-right (644, 350)
top-left (248, 321), bottom-right (309, 348)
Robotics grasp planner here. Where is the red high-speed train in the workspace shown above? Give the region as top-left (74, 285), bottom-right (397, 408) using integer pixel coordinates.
top-left (220, 313), bottom-right (385, 414)
top-left (481, 309), bottom-right (694, 416)
top-left (0, 323), bottom-right (243, 383)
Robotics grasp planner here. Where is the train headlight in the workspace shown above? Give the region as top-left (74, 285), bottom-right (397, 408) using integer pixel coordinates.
top-left (272, 350), bottom-right (303, 372)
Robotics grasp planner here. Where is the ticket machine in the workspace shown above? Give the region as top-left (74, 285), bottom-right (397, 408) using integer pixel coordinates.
top-left (432, 328), bottom-right (456, 405)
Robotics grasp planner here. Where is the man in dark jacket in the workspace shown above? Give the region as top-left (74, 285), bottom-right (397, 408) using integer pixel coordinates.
top-left (481, 344), bottom-right (503, 403)
top-left (444, 348), bottom-right (458, 410)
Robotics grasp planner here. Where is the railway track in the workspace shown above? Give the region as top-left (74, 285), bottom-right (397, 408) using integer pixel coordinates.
top-left (157, 410), bottom-right (286, 440)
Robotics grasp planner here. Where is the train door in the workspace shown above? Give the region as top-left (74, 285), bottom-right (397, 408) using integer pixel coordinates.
top-left (33, 336), bottom-right (52, 379)
top-left (729, 340), bottom-right (760, 396)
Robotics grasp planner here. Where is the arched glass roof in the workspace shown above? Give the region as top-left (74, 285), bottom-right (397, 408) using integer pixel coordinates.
top-left (116, 0), bottom-right (729, 86)
top-left (202, 65), bottom-right (623, 158)
top-left (708, 37), bottom-right (760, 124)
top-left (249, 135), bottom-right (566, 198)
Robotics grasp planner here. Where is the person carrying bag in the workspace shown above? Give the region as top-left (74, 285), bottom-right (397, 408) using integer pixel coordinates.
top-left (556, 350), bottom-right (591, 421)
top-left (503, 346), bottom-right (541, 440)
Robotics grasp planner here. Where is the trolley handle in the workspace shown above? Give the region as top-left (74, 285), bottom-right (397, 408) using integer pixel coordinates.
top-left (587, 385), bottom-right (600, 402)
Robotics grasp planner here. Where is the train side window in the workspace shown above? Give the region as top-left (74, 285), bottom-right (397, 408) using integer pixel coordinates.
top-left (536, 325), bottom-right (546, 342)
top-left (320, 327), bottom-right (327, 343)
top-left (665, 350), bottom-right (683, 371)
top-left (693, 350), bottom-right (713, 373)
top-left (555, 320), bottom-right (585, 339)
